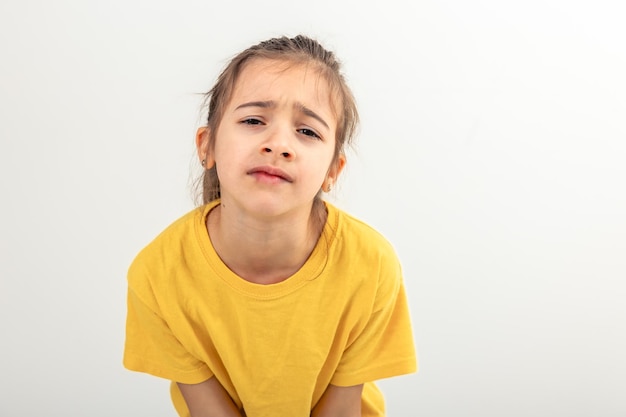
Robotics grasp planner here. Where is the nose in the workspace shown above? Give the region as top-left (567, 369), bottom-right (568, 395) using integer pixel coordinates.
top-left (261, 147), bottom-right (293, 160)
top-left (260, 127), bottom-right (295, 160)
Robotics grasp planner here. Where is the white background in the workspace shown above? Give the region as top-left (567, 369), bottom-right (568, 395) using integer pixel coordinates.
top-left (1, 0), bottom-right (625, 416)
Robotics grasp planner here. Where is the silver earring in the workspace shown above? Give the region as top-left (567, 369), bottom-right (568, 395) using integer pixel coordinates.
top-left (201, 159), bottom-right (206, 166)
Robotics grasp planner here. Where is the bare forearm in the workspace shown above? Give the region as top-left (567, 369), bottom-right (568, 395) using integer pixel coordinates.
top-left (311, 384), bottom-right (363, 417)
top-left (178, 377), bottom-right (244, 417)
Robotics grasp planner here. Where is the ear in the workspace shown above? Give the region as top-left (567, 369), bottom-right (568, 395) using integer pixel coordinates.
top-left (196, 126), bottom-right (215, 169)
top-left (324, 154), bottom-right (346, 191)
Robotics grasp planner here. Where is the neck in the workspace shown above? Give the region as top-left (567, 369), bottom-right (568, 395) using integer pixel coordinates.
top-left (207, 201), bottom-right (326, 285)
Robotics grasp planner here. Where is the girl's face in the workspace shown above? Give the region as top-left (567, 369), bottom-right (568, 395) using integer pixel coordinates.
top-left (202, 58), bottom-right (344, 220)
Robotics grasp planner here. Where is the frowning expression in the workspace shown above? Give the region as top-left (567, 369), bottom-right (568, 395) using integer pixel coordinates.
top-left (209, 58), bottom-right (343, 219)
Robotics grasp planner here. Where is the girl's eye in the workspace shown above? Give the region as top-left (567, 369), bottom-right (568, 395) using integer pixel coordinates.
top-left (298, 128), bottom-right (321, 140)
top-left (241, 118), bottom-right (263, 125)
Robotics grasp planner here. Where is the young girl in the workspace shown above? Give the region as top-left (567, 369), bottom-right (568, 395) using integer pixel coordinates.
top-left (124, 35), bottom-right (417, 417)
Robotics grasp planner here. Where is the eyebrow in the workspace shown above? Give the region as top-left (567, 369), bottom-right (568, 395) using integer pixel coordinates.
top-left (235, 100), bottom-right (330, 130)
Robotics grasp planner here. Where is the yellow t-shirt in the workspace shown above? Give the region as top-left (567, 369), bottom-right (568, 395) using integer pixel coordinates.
top-left (124, 200), bottom-right (417, 417)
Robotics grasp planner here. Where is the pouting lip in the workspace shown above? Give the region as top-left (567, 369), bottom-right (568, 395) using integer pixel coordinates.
top-left (247, 165), bottom-right (293, 182)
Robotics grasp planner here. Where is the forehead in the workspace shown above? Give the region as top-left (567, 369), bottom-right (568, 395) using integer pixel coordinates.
top-left (230, 58), bottom-right (338, 115)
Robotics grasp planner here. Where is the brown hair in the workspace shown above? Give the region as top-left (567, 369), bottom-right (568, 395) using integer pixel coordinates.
top-left (195, 34), bottom-right (359, 208)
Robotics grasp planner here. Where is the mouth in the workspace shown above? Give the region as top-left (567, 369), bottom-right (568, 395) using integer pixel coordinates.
top-left (247, 166), bottom-right (293, 183)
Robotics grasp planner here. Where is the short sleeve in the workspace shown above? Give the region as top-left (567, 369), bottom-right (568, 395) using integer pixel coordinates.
top-left (123, 285), bottom-right (213, 384)
top-left (330, 261), bottom-right (417, 387)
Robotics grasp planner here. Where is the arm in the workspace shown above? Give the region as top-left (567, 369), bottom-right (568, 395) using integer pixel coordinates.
top-left (178, 377), bottom-right (244, 417)
top-left (311, 384), bottom-right (363, 417)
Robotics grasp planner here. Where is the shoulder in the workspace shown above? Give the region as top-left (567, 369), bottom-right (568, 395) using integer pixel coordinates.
top-left (127, 204), bottom-right (210, 294)
top-left (328, 202), bottom-right (400, 265)
top-left (325, 203), bottom-right (404, 307)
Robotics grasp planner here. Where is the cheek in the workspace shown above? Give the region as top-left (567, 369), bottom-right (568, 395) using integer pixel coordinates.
top-left (212, 143), bottom-right (231, 182)
top-left (213, 139), bottom-right (249, 180)
top-left (212, 136), bottom-right (238, 164)
top-left (306, 155), bottom-right (335, 184)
